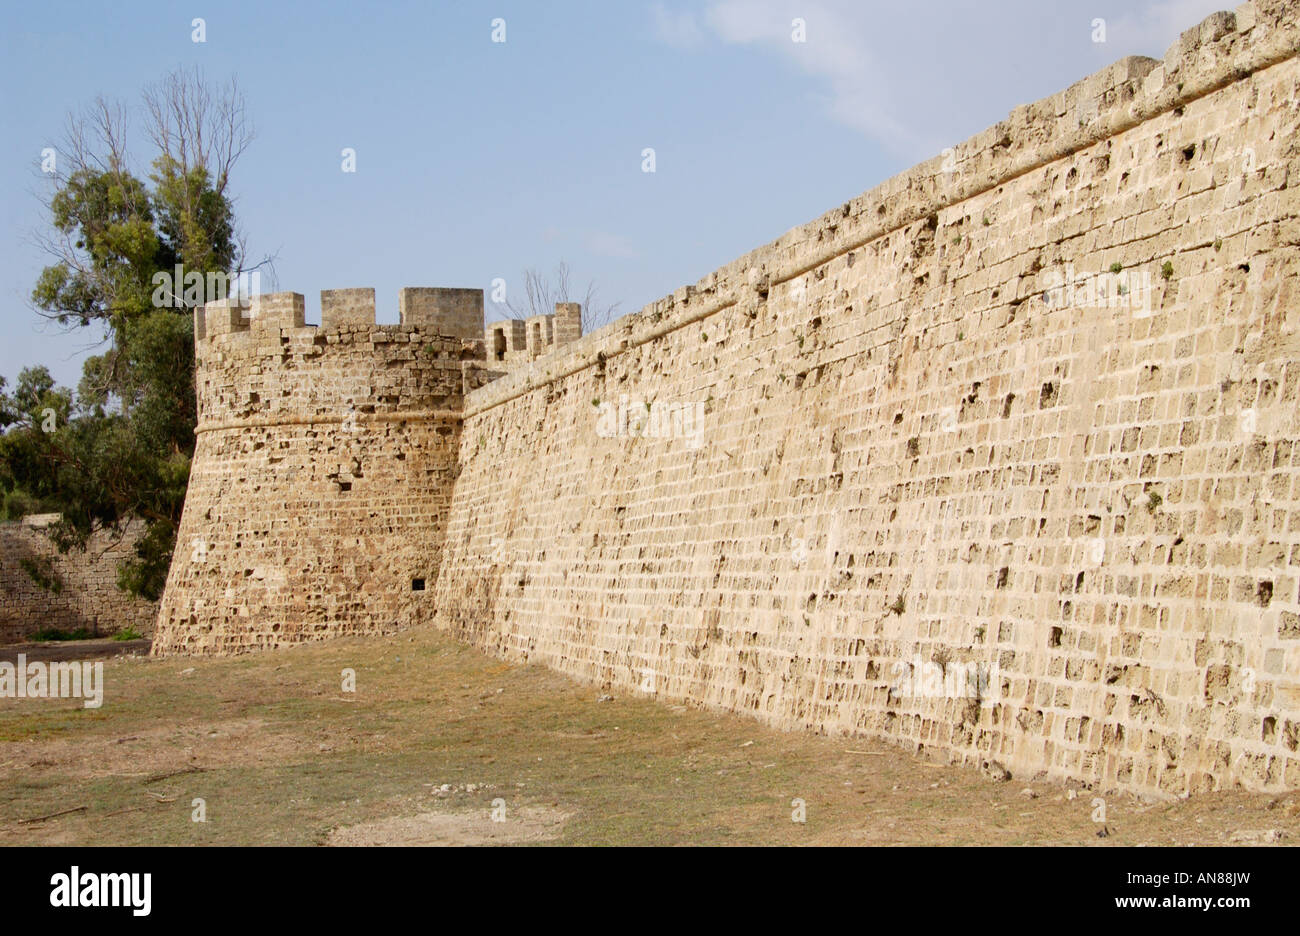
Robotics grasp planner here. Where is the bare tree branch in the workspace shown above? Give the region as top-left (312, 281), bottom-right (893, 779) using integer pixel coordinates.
top-left (500, 261), bottom-right (621, 335)
top-left (28, 66), bottom-right (267, 340)
top-left (143, 68), bottom-right (252, 198)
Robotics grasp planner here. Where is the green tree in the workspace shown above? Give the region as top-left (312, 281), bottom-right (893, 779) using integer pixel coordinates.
top-left (3, 68), bottom-right (264, 600)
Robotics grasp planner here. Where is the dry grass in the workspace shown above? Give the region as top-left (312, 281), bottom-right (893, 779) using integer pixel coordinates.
top-left (1, 629), bottom-right (1297, 846)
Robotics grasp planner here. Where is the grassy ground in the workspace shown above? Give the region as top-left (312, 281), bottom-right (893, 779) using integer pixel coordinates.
top-left (1, 629), bottom-right (1297, 846)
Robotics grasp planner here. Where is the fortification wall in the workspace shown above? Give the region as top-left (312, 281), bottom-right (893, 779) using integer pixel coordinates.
top-left (432, 2), bottom-right (1300, 796)
top-left (0, 518), bottom-right (157, 643)
top-left (151, 288), bottom-right (488, 654)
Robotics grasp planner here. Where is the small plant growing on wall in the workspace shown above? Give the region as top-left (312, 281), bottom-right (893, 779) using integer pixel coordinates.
top-left (889, 594), bottom-right (906, 615)
top-left (19, 556), bottom-right (63, 594)
top-left (1161, 261), bottom-right (1174, 280)
top-left (1146, 491), bottom-right (1163, 514)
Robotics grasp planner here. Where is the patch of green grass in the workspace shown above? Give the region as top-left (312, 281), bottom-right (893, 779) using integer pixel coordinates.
top-left (28, 627), bottom-right (94, 642)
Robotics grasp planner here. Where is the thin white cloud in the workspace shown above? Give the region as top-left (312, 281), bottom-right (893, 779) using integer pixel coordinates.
top-left (587, 231), bottom-right (641, 260)
top-left (650, 2), bottom-right (705, 49)
top-left (653, 0), bottom-right (1238, 161)
top-left (706, 0), bottom-right (923, 150)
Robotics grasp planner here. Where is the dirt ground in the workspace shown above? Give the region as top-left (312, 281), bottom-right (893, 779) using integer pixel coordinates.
top-left (0, 629), bottom-right (1296, 846)
top-left (0, 638), bottom-right (151, 665)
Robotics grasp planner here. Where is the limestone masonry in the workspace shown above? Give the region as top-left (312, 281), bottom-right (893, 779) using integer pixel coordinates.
top-left (155, 1), bottom-right (1300, 797)
top-left (1, 517), bottom-right (156, 643)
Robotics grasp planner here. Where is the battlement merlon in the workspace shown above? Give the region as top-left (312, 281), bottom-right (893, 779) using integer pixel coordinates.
top-left (399, 287), bottom-right (485, 341)
top-left (197, 292), bottom-right (305, 347)
top-left (553, 302), bottom-right (581, 345)
top-left (250, 292), bottom-right (306, 335)
top-left (197, 297), bottom-right (247, 343)
top-left (321, 287), bottom-right (376, 329)
top-left (485, 319), bottom-right (526, 363)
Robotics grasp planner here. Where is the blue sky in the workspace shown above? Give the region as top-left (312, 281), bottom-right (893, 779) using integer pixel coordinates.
top-left (1, 0), bottom-right (1225, 387)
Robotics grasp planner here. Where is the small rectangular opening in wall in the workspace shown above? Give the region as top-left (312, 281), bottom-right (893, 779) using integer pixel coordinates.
top-left (338, 481), bottom-right (352, 492)
top-left (411, 578), bottom-right (426, 592)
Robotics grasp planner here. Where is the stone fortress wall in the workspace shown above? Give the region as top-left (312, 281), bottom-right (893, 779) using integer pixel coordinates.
top-left (156, 1), bottom-right (1300, 796)
top-left (0, 516), bottom-right (157, 643)
top-left (433, 2), bottom-right (1300, 797)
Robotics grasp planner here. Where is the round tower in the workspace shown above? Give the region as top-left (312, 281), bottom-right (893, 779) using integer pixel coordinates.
top-left (151, 287), bottom-right (486, 654)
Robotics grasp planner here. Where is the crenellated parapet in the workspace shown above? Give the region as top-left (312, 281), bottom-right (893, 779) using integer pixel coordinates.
top-left (484, 302), bottom-right (583, 367)
top-left (196, 287), bottom-right (487, 351)
top-left (192, 288), bottom-right (492, 426)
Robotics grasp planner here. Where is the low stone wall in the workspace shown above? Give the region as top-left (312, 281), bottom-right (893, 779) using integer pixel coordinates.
top-left (0, 519), bottom-right (158, 643)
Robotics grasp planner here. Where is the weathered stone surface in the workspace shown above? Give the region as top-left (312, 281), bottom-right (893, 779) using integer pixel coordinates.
top-left (0, 519), bottom-right (157, 641)
top-left (151, 290), bottom-right (484, 655)
top-left (155, 2), bottom-right (1300, 797)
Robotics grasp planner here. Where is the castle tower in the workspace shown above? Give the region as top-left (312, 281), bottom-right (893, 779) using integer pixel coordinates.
top-left (151, 287), bottom-right (488, 654)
